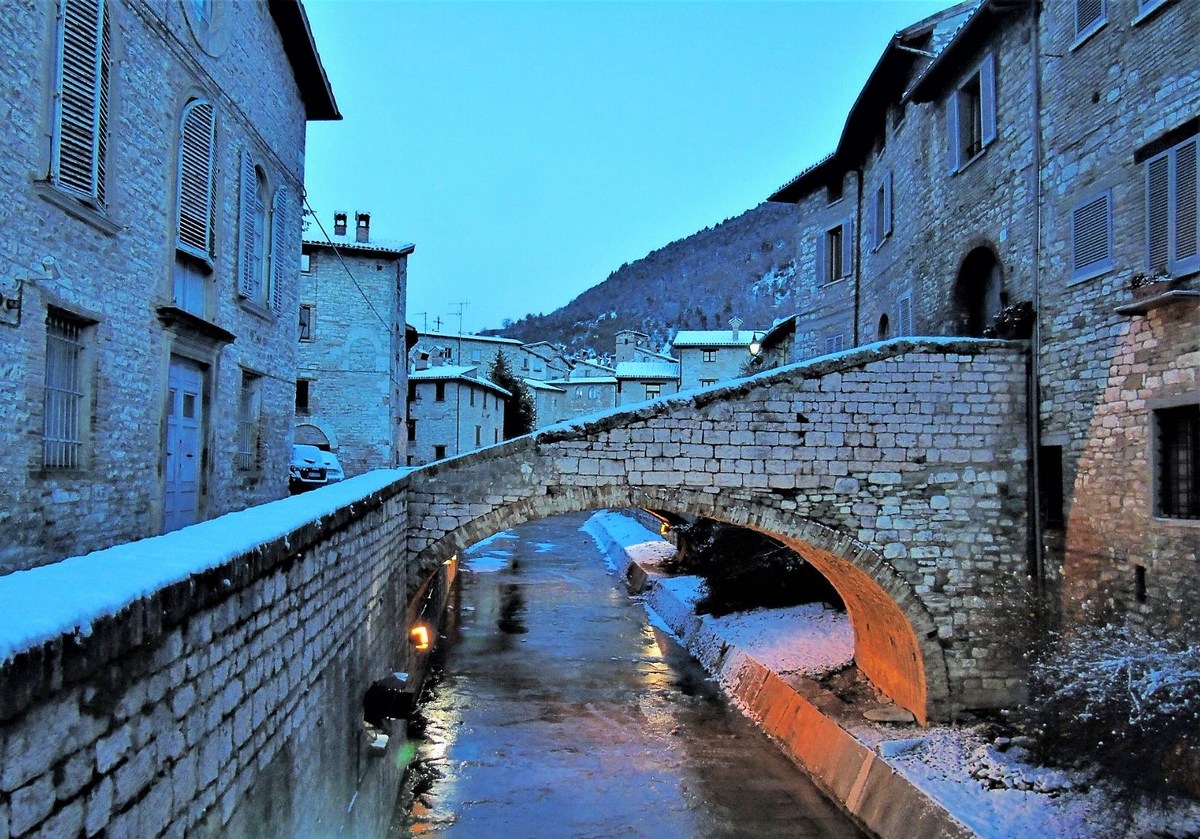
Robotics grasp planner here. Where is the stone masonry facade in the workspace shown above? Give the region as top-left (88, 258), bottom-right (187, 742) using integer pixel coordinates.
top-left (768, 0), bottom-right (1200, 631)
top-left (0, 0), bottom-right (337, 573)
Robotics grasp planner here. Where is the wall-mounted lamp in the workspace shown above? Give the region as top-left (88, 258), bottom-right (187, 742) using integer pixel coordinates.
top-left (409, 624), bottom-right (431, 652)
top-left (749, 340), bottom-right (762, 357)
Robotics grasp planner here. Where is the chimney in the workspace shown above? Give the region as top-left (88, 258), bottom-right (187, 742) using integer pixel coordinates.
top-left (355, 211), bottom-right (371, 243)
top-left (729, 315), bottom-right (743, 341)
top-left (333, 211), bottom-right (347, 237)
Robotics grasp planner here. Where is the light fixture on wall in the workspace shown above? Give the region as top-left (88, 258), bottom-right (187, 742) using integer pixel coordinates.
top-left (2, 257), bottom-right (62, 327)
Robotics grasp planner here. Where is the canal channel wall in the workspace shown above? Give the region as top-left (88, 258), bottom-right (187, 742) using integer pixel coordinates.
top-left (587, 512), bottom-right (978, 839)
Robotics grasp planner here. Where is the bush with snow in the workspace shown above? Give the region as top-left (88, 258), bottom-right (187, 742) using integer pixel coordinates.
top-left (1022, 619), bottom-right (1200, 797)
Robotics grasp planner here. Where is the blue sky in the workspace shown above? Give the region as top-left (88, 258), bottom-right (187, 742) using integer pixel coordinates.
top-left (302, 1), bottom-right (951, 335)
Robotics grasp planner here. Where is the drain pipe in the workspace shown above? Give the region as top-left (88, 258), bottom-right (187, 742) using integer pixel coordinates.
top-left (854, 167), bottom-right (864, 347)
top-left (1027, 0), bottom-right (1046, 602)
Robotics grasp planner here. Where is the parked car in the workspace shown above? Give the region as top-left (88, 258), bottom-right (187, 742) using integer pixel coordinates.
top-left (289, 444), bottom-right (327, 493)
top-left (320, 450), bottom-right (345, 483)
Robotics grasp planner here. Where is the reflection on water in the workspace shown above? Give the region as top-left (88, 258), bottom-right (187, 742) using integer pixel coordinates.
top-left (496, 583), bottom-right (527, 634)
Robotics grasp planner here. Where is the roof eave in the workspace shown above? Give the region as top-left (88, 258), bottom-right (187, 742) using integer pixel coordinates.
top-left (906, 1), bottom-right (1028, 104)
top-left (269, 0), bottom-right (341, 121)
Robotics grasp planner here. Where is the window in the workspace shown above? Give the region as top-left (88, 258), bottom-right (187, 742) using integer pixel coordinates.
top-left (475, 425), bottom-right (482, 447)
top-left (471, 349), bottom-right (482, 363)
top-left (1135, 0), bottom-right (1170, 20)
top-left (1146, 136), bottom-right (1199, 277)
top-left (948, 53), bottom-right (996, 171)
top-left (407, 420), bottom-right (416, 442)
top-left (826, 180), bottom-right (843, 204)
top-left (236, 372), bottom-right (261, 471)
top-left (434, 444), bottom-right (447, 460)
top-left (407, 381), bottom-right (418, 402)
top-left (1071, 191), bottom-right (1114, 281)
top-left (52, 0), bottom-right (111, 206)
top-left (816, 220), bottom-right (853, 283)
top-left (300, 253), bottom-right (311, 273)
top-left (298, 304), bottom-right (314, 341)
top-left (494, 429), bottom-right (500, 444)
top-left (645, 384), bottom-right (661, 399)
top-left (1039, 445), bottom-right (1065, 530)
top-left (238, 153), bottom-right (270, 307)
top-left (43, 310), bottom-right (90, 469)
top-left (575, 387), bottom-right (583, 398)
top-left (483, 393), bottom-right (489, 410)
top-left (873, 171), bottom-right (893, 249)
top-left (176, 99), bottom-right (216, 260)
top-left (435, 382), bottom-right (446, 402)
top-left (469, 388), bottom-right (476, 406)
top-left (1073, 0), bottom-right (1105, 43)
top-left (588, 386), bottom-right (597, 399)
top-left (700, 378), bottom-right (717, 387)
top-left (826, 334), bottom-right (846, 354)
top-left (702, 349), bottom-right (717, 362)
top-left (1156, 404), bottom-right (1198, 519)
top-left (897, 294), bottom-right (914, 337)
top-left (296, 379), bottom-right (310, 414)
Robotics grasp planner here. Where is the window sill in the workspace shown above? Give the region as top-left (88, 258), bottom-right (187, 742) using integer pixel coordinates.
top-left (1132, 0), bottom-right (1175, 26)
top-left (1069, 19), bottom-right (1106, 51)
top-left (952, 146), bottom-right (988, 176)
top-left (237, 297), bottom-right (276, 322)
top-left (1114, 288), bottom-right (1200, 316)
top-left (33, 181), bottom-right (119, 237)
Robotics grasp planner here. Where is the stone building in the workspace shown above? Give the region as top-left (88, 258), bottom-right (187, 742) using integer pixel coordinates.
top-left (0, 0), bottom-right (337, 573)
top-left (406, 364), bottom-right (508, 465)
top-left (767, 0), bottom-right (1199, 631)
top-left (672, 320), bottom-right (765, 390)
top-left (297, 211), bottom-right (414, 476)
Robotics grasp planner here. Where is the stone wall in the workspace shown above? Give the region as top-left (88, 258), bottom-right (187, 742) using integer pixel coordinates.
top-left (405, 338), bottom-right (1032, 722)
top-left (0, 0), bottom-right (313, 573)
top-left (0, 477), bottom-right (411, 839)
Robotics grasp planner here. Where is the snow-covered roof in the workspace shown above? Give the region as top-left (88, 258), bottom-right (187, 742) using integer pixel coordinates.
top-left (571, 360), bottom-right (616, 375)
top-left (409, 365), bottom-right (511, 397)
top-left (303, 232), bottom-right (414, 256)
top-left (522, 378), bottom-right (565, 393)
top-left (615, 361), bottom-right (679, 380)
top-left (672, 329), bottom-right (764, 349)
top-left (550, 377), bottom-right (617, 386)
top-left (417, 331), bottom-right (524, 346)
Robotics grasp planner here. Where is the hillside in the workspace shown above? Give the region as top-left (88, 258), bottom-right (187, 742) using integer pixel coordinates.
top-left (488, 201), bottom-right (800, 355)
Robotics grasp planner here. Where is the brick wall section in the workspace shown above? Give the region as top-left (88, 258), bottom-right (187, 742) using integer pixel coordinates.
top-left (0, 0), bottom-right (311, 573)
top-left (405, 338), bottom-right (1031, 721)
top-left (0, 482), bottom-right (410, 839)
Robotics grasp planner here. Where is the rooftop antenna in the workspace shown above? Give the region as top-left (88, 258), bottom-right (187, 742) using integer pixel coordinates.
top-left (412, 312), bottom-right (428, 331)
top-left (454, 301), bottom-right (470, 334)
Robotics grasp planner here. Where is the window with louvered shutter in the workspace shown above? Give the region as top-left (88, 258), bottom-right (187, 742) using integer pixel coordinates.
top-left (53, 0), bottom-right (110, 205)
top-left (238, 150), bottom-right (269, 304)
top-left (1071, 191), bottom-right (1112, 280)
top-left (1146, 137), bottom-right (1200, 276)
top-left (270, 186), bottom-right (291, 313)
top-left (176, 100), bottom-right (215, 258)
top-left (1074, 0), bottom-right (1105, 41)
top-left (897, 294), bottom-right (913, 337)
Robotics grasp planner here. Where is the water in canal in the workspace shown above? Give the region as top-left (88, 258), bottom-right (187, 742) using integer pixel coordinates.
top-left (390, 511), bottom-right (866, 838)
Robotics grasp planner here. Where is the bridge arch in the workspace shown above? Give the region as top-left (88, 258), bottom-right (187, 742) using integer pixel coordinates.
top-left (410, 483), bottom-right (945, 724)
top-left (403, 338), bottom-right (1032, 724)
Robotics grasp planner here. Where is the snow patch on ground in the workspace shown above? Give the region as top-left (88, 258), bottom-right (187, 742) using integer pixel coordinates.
top-left (710, 602), bottom-right (853, 677)
top-left (0, 470), bottom-right (410, 664)
top-left (463, 553), bottom-right (512, 573)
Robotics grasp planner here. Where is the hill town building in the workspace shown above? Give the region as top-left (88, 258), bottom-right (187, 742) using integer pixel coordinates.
top-left (0, 0), bottom-right (338, 573)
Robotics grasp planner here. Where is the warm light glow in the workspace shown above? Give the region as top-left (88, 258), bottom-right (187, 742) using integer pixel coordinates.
top-left (659, 521), bottom-right (671, 536)
top-left (749, 341), bottom-right (762, 356)
top-left (409, 624), bottom-right (431, 651)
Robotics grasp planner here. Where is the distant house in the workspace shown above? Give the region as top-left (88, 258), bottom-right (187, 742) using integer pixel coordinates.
top-left (407, 364), bottom-right (508, 465)
top-left (411, 331), bottom-right (524, 374)
top-left (672, 319), bottom-right (765, 391)
top-left (523, 378), bottom-right (568, 426)
top-left (0, 0), bottom-right (338, 572)
top-left (297, 212), bottom-right (414, 476)
top-left (615, 360), bottom-right (681, 405)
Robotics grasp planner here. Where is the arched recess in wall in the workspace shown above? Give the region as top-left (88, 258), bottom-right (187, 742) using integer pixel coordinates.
top-left (345, 328), bottom-right (383, 373)
top-left (408, 483), bottom-right (946, 725)
top-left (294, 421), bottom-right (337, 449)
top-left (952, 246), bottom-right (1006, 337)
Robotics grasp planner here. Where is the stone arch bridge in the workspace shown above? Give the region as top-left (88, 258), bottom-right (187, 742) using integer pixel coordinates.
top-left (0, 337), bottom-right (1030, 839)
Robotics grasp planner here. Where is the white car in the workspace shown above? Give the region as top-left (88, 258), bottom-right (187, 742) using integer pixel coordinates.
top-left (320, 450), bottom-right (345, 483)
top-left (289, 444), bottom-right (327, 493)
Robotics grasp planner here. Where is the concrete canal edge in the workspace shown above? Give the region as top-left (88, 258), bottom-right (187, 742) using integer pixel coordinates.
top-left (588, 515), bottom-right (978, 839)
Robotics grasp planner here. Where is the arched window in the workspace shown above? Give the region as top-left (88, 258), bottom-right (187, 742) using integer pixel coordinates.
top-left (176, 99), bottom-right (216, 259)
top-left (238, 150), bottom-right (281, 310)
top-left (952, 247), bottom-right (1005, 337)
top-left (52, 0), bottom-right (111, 206)
top-left (877, 313), bottom-right (891, 341)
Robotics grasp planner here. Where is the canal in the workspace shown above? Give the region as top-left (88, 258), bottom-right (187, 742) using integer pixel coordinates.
top-left (390, 511), bottom-right (866, 838)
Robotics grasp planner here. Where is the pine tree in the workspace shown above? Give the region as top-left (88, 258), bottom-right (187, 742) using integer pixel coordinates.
top-left (488, 350), bottom-right (536, 438)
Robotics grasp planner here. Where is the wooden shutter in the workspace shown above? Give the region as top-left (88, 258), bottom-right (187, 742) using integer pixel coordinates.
top-left (947, 90), bottom-right (961, 172)
top-left (177, 100), bottom-right (215, 257)
top-left (841, 217), bottom-right (854, 278)
top-left (1147, 153), bottom-right (1171, 272)
top-left (53, 0), bottom-right (109, 203)
top-left (270, 185), bottom-right (291, 313)
top-left (1071, 192), bottom-right (1112, 279)
top-left (883, 171), bottom-right (893, 238)
top-left (238, 149), bottom-right (257, 298)
top-left (897, 294), bottom-right (913, 337)
top-left (979, 52), bottom-right (997, 148)
top-left (1175, 139), bottom-right (1198, 270)
top-left (1075, 0), bottom-right (1104, 38)
top-left (814, 231), bottom-right (826, 284)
